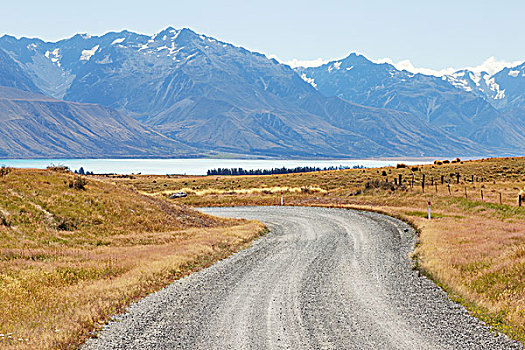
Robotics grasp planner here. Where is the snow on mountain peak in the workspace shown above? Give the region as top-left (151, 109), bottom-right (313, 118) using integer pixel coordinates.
top-left (300, 73), bottom-right (317, 88)
top-left (483, 75), bottom-right (505, 100)
top-left (153, 27), bottom-right (181, 41)
top-left (111, 38), bottom-right (126, 45)
top-left (443, 67), bottom-right (507, 101)
top-left (80, 45), bottom-right (99, 61)
top-left (468, 71), bottom-right (482, 86)
top-left (45, 48), bottom-right (62, 66)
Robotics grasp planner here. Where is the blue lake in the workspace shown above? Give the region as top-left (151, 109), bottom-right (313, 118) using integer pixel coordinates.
top-left (0, 158), bottom-right (435, 175)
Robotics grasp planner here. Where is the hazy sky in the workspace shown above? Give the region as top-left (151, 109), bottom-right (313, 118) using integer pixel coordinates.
top-left (1, 0), bottom-right (524, 72)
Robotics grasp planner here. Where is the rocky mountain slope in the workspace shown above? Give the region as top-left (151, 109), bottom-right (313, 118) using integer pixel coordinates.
top-left (444, 63), bottom-right (525, 111)
top-left (0, 49), bottom-right (41, 93)
top-left (297, 54), bottom-right (525, 153)
top-left (0, 86), bottom-right (196, 158)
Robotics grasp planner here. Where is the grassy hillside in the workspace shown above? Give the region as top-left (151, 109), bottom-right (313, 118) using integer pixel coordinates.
top-left (120, 157), bottom-right (525, 343)
top-left (0, 167), bottom-right (265, 349)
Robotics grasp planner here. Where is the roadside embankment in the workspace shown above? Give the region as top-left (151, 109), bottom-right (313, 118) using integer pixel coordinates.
top-left (0, 168), bottom-right (265, 349)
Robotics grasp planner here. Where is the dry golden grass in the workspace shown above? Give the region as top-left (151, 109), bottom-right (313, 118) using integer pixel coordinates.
top-left (119, 157), bottom-right (525, 343)
top-left (0, 168), bottom-right (265, 349)
top-left (413, 216), bottom-right (525, 338)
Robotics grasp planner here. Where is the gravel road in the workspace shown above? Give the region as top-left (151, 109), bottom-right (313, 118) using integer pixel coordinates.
top-left (84, 206), bottom-right (522, 349)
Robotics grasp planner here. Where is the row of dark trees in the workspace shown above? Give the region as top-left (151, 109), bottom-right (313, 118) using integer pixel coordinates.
top-left (207, 165), bottom-right (363, 176)
top-left (74, 167), bottom-right (95, 175)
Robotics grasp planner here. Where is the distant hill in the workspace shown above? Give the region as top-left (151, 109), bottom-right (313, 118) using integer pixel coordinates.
top-left (0, 86), bottom-right (197, 158)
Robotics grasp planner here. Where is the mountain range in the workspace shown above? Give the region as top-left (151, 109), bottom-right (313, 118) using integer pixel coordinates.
top-left (0, 27), bottom-right (523, 158)
top-left (298, 54), bottom-right (525, 151)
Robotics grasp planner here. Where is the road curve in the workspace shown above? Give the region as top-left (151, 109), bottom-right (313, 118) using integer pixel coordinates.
top-left (84, 206), bottom-right (521, 350)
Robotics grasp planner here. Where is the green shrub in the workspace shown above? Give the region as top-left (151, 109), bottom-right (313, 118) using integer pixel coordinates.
top-left (0, 212), bottom-right (9, 226)
top-left (47, 164), bottom-right (70, 172)
top-left (0, 166), bottom-right (11, 177)
top-left (69, 176), bottom-right (87, 190)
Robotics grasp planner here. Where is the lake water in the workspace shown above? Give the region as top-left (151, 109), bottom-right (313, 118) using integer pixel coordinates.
top-left (0, 158), bottom-right (434, 175)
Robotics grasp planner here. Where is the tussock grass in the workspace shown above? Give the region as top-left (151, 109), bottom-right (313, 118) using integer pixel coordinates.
top-left (120, 157), bottom-right (525, 344)
top-left (143, 186), bottom-right (327, 197)
top-left (0, 169), bottom-right (265, 349)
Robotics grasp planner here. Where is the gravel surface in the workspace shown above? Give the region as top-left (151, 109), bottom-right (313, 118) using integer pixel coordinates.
top-left (84, 206), bottom-right (522, 349)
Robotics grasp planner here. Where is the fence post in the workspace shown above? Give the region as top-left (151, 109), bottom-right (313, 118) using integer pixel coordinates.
top-left (465, 187), bottom-right (468, 199)
top-left (422, 174), bottom-right (425, 192)
top-left (499, 192), bottom-right (502, 205)
top-left (481, 189), bottom-right (484, 201)
top-left (428, 200), bottom-right (431, 220)
top-left (448, 183), bottom-right (451, 195)
top-left (457, 174), bottom-right (460, 184)
top-left (281, 191), bottom-right (284, 206)
top-left (441, 175), bottom-right (444, 185)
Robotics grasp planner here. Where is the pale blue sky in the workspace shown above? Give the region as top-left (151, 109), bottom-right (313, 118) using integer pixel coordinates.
top-left (1, 0), bottom-right (524, 72)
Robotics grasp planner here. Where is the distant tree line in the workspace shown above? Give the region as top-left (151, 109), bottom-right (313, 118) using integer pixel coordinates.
top-left (74, 167), bottom-right (95, 175)
top-left (207, 165), bottom-right (364, 176)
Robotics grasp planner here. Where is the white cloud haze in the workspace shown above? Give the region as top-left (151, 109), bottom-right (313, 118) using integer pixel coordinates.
top-left (371, 56), bottom-right (523, 76)
top-left (275, 53), bottom-right (523, 76)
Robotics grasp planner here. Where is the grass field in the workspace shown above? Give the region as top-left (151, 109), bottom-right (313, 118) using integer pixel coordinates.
top-left (117, 157), bottom-right (525, 343)
top-left (0, 168), bottom-right (265, 349)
